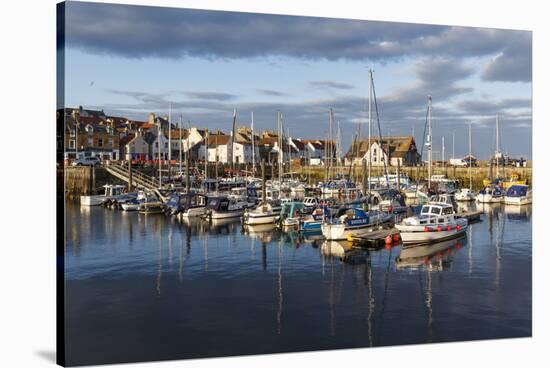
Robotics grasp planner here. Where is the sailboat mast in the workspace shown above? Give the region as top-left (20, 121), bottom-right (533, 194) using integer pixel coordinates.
top-left (204, 128), bottom-right (208, 182)
top-left (442, 136), bottom-right (445, 168)
top-left (251, 112), bottom-right (255, 179)
top-left (495, 114), bottom-right (500, 178)
top-left (231, 109), bottom-right (237, 178)
top-left (368, 69), bottom-right (372, 195)
top-left (168, 104), bottom-right (172, 180)
top-left (469, 122), bottom-right (472, 191)
top-left (427, 96), bottom-right (433, 189)
top-left (329, 108), bottom-right (333, 180)
top-left (277, 111), bottom-right (282, 186)
top-left (179, 115), bottom-right (183, 178)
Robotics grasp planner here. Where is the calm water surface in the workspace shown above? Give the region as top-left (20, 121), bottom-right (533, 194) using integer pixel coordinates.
top-left (64, 202), bottom-right (532, 366)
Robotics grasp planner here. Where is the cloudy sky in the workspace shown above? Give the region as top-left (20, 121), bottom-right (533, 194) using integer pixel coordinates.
top-left (59, 1), bottom-right (532, 159)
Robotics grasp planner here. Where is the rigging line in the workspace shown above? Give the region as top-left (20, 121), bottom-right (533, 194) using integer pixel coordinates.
top-left (371, 75), bottom-right (390, 187)
top-left (415, 104), bottom-right (430, 196)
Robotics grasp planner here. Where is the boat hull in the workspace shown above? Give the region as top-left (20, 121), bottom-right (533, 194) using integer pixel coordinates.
top-left (80, 195), bottom-right (105, 206)
top-left (396, 221), bottom-right (468, 245)
top-left (179, 207), bottom-right (206, 218)
top-left (504, 196), bottom-right (532, 206)
top-left (476, 194), bottom-right (502, 203)
top-left (321, 217), bottom-right (392, 241)
top-left (208, 209), bottom-right (244, 219)
top-left (242, 212), bottom-right (278, 225)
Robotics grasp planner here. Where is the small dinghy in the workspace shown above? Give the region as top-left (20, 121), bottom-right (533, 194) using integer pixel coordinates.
top-left (300, 206), bottom-right (327, 232)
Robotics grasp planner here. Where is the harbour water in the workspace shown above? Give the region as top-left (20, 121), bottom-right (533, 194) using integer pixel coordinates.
top-left (64, 202), bottom-right (532, 366)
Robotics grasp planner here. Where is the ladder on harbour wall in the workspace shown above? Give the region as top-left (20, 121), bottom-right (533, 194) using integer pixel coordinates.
top-left (104, 161), bottom-right (160, 191)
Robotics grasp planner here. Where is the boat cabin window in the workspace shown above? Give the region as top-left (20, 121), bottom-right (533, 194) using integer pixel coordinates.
top-left (421, 206), bottom-right (430, 214)
top-left (442, 207), bottom-right (453, 215)
top-left (430, 207), bottom-right (442, 215)
top-left (438, 218), bottom-right (445, 223)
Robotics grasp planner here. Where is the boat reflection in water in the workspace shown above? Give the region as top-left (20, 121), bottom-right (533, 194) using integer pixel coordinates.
top-left (396, 235), bottom-right (468, 271)
top-left (321, 240), bottom-right (369, 265)
top-left (503, 203), bottom-right (532, 220)
top-left (242, 223), bottom-right (278, 243)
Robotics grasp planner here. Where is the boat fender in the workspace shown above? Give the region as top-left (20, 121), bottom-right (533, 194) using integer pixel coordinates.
top-left (424, 226), bottom-right (430, 232)
top-left (456, 225), bottom-right (462, 230)
top-left (447, 225), bottom-right (452, 231)
top-left (437, 226), bottom-right (443, 232)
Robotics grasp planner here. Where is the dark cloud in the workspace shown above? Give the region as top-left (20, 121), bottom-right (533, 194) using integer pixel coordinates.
top-left (64, 1), bottom-right (531, 76)
top-left (257, 89), bottom-right (289, 97)
top-left (481, 33), bottom-right (532, 82)
top-left (309, 80), bottom-right (355, 90)
top-left (180, 91), bottom-right (237, 101)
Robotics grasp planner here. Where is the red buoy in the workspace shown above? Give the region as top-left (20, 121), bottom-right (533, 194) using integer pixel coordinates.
top-left (437, 226), bottom-right (443, 232)
top-left (447, 225), bottom-right (452, 231)
top-left (456, 225), bottom-right (462, 230)
top-left (424, 226), bottom-right (430, 232)
top-left (393, 234), bottom-right (400, 242)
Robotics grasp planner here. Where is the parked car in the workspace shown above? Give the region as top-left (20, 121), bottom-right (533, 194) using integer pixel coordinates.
top-left (72, 156), bottom-right (101, 166)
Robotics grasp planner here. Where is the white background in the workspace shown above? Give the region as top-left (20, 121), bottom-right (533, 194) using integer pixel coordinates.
top-left (0, 0), bottom-right (546, 367)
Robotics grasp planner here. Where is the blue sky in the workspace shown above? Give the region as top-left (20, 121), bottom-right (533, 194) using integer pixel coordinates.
top-left (60, 1), bottom-right (532, 159)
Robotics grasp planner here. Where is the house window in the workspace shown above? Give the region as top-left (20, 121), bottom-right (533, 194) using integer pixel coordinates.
top-left (88, 137), bottom-right (93, 146)
top-left (69, 140), bottom-right (75, 149)
top-left (164, 142), bottom-right (168, 148)
top-left (108, 138), bottom-right (113, 146)
top-left (155, 142), bottom-right (159, 148)
top-left (70, 130), bottom-right (75, 137)
top-left (98, 138), bottom-right (103, 147)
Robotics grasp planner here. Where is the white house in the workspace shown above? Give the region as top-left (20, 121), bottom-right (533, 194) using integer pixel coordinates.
top-left (120, 131), bottom-right (150, 160)
top-left (207, 134), bottom-right (231, 163)
top-left (151, 132), bottom-right (170, 160)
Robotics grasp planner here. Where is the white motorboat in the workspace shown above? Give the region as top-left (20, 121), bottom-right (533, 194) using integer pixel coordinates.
top-left (476, 184), bottom-right (503, 203)
top-left (242, 201), bottom-right (279, 225)
top-left (203, 196), bottom-right (248, 220)
top-left (321, 207), bottom-right (393, 240)
top-left (454, 188), bottom-right (475, 202)
top-left (80, 184), bottom-right (126, 206)
top-left (504, 184), bottom-right (532, 206)
top-left (395, 203), bottom-right (468, 245)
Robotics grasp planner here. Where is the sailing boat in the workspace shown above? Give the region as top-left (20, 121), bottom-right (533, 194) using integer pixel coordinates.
top-left (481, 114), bottom-right (526, 190)
top-left (455, 122), bottom-right (475, 201)
top-left (321, 69), bottom-right (393, 240)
